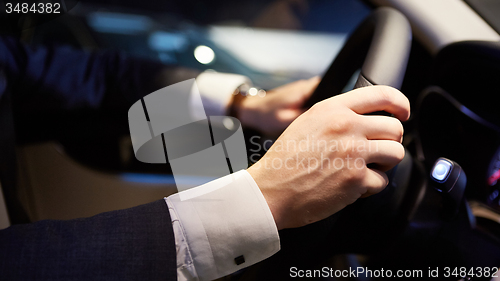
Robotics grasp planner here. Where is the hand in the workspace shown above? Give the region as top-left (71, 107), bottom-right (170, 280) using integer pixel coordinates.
top-left (237, 76), bottom-right (320, 135)
top-left (247, 86), bottom-right (410, 230)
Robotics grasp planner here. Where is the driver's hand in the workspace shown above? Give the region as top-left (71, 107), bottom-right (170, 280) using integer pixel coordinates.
top-left (247, 86), bottom-right (410, 230)
top-left (237, 76), bottom-right (320, 135)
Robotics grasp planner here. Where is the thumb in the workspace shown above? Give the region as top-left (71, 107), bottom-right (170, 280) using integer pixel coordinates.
top-left (296, 76), bottom-right (321, 103)
top-left (304, 76), bottom-right (321, 94)
top-left (277, 108), bottom-right (305, 124)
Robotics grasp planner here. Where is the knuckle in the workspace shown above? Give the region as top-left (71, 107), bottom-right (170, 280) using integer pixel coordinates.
top-left (374, 85), bottom-right (404, 106)
top-left (394, 143), bottom-right (405, 161)
top-left (374, 86), bottom-right (395, 103)
top-left (348, 166), bottom-right (366, 181)
top-left (378, 86), bottom-right (410, 115)
top-left (391, 118), bottom-right (404, 136)
top-left (330, 118), bottom-right (353, 134)
top-left (374, 179), bottom-right (389, 193)
top-left (331, 112), bottom-right (360, 132)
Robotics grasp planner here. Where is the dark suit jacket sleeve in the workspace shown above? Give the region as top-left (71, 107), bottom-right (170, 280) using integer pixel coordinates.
top-left (0, 199), bottom-right (177, 281)
top-left (0, 35), bottom-right (167, 113)
top-left (0, 38), bottom-right (177, 279)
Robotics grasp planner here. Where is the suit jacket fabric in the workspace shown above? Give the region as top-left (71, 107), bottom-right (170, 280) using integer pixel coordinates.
top-left (0, 199), bottom-right (176, 280)
top-left (0, 37), bottom-right (176, 280)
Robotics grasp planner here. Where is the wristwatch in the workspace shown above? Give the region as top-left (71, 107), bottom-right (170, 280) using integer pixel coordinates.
top-left (228, 84), bottom-right (266, 119)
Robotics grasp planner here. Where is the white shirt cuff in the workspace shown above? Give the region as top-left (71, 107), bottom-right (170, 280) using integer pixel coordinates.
top-left (165, 170), bottom-right (280, 281)
top-left (194, 72), bottom-right (252, 116)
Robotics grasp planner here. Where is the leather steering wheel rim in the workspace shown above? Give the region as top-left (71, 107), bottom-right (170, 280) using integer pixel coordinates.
top-left (304, 7), bottom-right (412, 108)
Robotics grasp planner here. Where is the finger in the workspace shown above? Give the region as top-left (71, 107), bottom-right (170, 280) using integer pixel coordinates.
top-left (334, 85), bottom-right (410, 121)
top-left (360, 115), bottom-right (404, 142)
top-left (288, 76), bottom-right (321, 109)
top-left (360, 168), bottom-right (389, 198)
top-left (365, 140), bottom-right (405, 172)
top-left (296, 76), bottom-right (321, 102)
top-left (304, 76), bottom-right (321, 91)
top-left (277, 108), bottom-right (305, 123)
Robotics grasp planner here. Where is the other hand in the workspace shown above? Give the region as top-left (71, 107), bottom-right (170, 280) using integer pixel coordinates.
top-left (237, 76), bottom-right (320, 135)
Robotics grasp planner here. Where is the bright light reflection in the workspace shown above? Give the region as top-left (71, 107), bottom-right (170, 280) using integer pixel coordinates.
top-left (194, 45), bottom-right (215, 64)
top-left (248, 87), bottom-right (258, 96)
top-left (432, 159), bottom-right (452, 181)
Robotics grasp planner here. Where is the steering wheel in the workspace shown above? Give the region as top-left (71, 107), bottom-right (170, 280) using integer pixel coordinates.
top-left (303, 4), bottom-right (414, 251)
top-left (237, 7), bottom-right (414, 280)
top-left (304, 6), bottom-right (411, 107)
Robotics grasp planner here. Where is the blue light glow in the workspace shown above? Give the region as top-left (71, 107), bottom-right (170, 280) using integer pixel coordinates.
top-left (149, 31), bottom-right (188, 52)
top-left (120, 173), bottom-right (216, 186)
top-left (432, 159), bottom-right (452, 181)
top-left (87, 12), bottom-right (153, 34)
top-left (120, 173), bottom-right (176, 184)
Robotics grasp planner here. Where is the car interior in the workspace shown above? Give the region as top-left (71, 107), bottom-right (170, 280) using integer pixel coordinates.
top-left (1, 0), bottom-right (500, 280)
